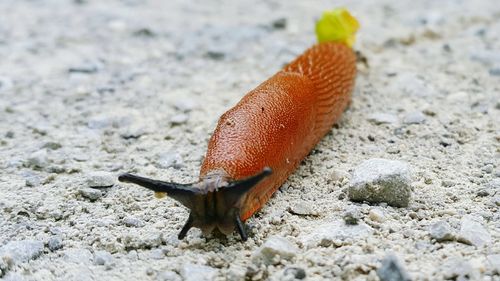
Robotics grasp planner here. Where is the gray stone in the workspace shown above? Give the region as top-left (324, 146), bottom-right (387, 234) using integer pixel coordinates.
top-left (170, 114), bottom-right (189, 125)
top-left (301, 220), bottom-right (373, 248)
top-left (26, 149), bottom-right (49, 169)
top-left (62, 248), bottom-right (93, 264)
top-left (94, 250), bottom-right (114, 269)
top-left (180, 264), bottom-right (217, 281)
top-left (487, 254), bottom-right (500, 274)
top-left (86, 171), bottom-right (115, 188)
top-left (367, 113), bottom-right (398, 125)
top-left (348, 158), bottom-right (412, 207)
top-left (253, 236), bottom-right (299, 265)
top-left (48, 236), bottom-right (63, 251)
top-left (429, 221), bottom-right (454, 242)
top-left (403, 111), bottom-right (426, 124)
top-left (79, 188), bottom-right (103, 201)
top-left (157, 151), bottom-right (184, 169)
top-left (457, 215), bottom-right (491, 247)
top-left (377, 254), bottom-right (411, 281)
top-left (0, 240), bottom-right (44, 266)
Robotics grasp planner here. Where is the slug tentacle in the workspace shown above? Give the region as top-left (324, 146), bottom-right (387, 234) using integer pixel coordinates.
top-left (117, 173), bottom-right (199, 208)
top-left (178, 214), bottom-right (194, 240)
top-left (118, 168), bottom-right (272, 240)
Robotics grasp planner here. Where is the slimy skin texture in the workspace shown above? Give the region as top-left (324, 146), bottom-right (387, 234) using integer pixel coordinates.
top-left (118, 9), bottom-right (359, 240)
top-left (201, 42), bottom-right (357, 221)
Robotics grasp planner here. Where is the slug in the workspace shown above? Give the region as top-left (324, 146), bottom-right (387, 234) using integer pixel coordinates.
top-left (119, 8), bottom-right (359, 241)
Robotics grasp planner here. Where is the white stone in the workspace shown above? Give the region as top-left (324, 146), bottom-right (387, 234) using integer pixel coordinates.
top-left (253, 236), bottom-right (299, 265)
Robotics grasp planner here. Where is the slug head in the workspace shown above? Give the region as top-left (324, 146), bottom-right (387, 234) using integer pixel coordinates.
top-left (118, 167), bottom-right (272, 241)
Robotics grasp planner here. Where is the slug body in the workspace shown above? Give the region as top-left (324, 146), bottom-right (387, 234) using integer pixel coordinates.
top-left (119, 9), bottom-right (359, 240)
top-left (201, 42), bottom-right (356, 221)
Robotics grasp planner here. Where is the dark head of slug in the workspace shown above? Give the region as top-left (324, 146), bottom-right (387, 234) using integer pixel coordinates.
top-left (117, 167), bottom-right (272, 241)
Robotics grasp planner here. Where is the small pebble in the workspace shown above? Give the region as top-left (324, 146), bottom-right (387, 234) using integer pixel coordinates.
top-left (180, 264), bottom-right (217, 281)
top-left (86, 171), bottom-right (115, 188)
top-left (288, 201), bottom-right (317, 216)
top-left (157, 151), bottom-right (184, 169)
top-left (79, 188), bottom-right (103, 201)
top-left (205, 50), bottom-right (225, 60)
top-left (149, 248), bottom-right (166, 260)
top-left (377, 254), bottom-right (411, 281)
top-left (348, 158), bottom-right (412, 207)
top-left (486, 178), bottom-right (500, 190)
top-left (0, 240), bottom-right (44, 265)
top-left (26, 149), bottom-right (49, 170)
top-left (271, 18), bottom-right (287, 29)
top-left (457, 215), bottom-right (491, 247)
top-left (283, 267), bottom-right (306, 280)
top-left (343, 206), bottom-right (362, 225)
top-left (368, 208), bottom-right (386, 223)
top-left (367, 113), bottom-right (398, 125)
top-left (441, 180), bottom-right (456, 187)
top-left (492, 196), bottom-right (500, 206)
top-left (470, 50), bottom-right (500, 65)
top-left (42, 142), bottom-right (62, 150)
top-left (226, 265), bottom-right (246, 281)
top-left (253, 236), bottom-right (299, 265)
top-left (487, 254), bottom-right (500, 274)
top-left (0, 76), bottom-right (13, 91)
top-left (170, 114), bottom-right (189, 125)
top-left (403, 111), bottom-right (426, 124)
top-left (429, 221), bottom-right (454, 242)
top-left (68, 61), bottom-right (101, 74)
top-left (441, 257), bottom-right (477, 280)
top-left (48, 236), bottom-right (63, 251)
top-left (301, 220), bottom-right (373, 248)
top-left (94, 250), bottom-right (114, 269)
top-left (330, 169), bottom-right (350, 183)
top-left (62, 248), bottom-right (93, 264)
top-left (156, 270), bottom-right (181, 281)
top-left (24, 173), bottom-right (41, 187)
top-left (173, 99), bottom-right (197, 112)
top-left (123, 216), bottom-right (145, 227)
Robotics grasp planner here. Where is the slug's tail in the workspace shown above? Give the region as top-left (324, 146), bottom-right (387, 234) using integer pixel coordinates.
top-left (315, 8), bottom-right (360, 47)
top-left (282, 8), bottom-right (358, 144)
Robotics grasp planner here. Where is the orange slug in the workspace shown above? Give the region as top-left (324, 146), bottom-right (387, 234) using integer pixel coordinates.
top-left (119, 8), bottom-right (359, 241)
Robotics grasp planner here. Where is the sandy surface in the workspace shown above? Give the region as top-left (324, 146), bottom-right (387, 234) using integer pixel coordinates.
top-left (1, 0), bottom-right (499, 280)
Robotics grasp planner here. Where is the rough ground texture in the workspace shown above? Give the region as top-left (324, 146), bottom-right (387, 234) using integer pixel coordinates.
top-left (0, 0), bottom-right (499, 280)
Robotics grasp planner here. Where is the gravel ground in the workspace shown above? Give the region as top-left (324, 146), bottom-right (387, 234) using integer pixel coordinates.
top-left (1, 0), bottom-right (499, 280)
